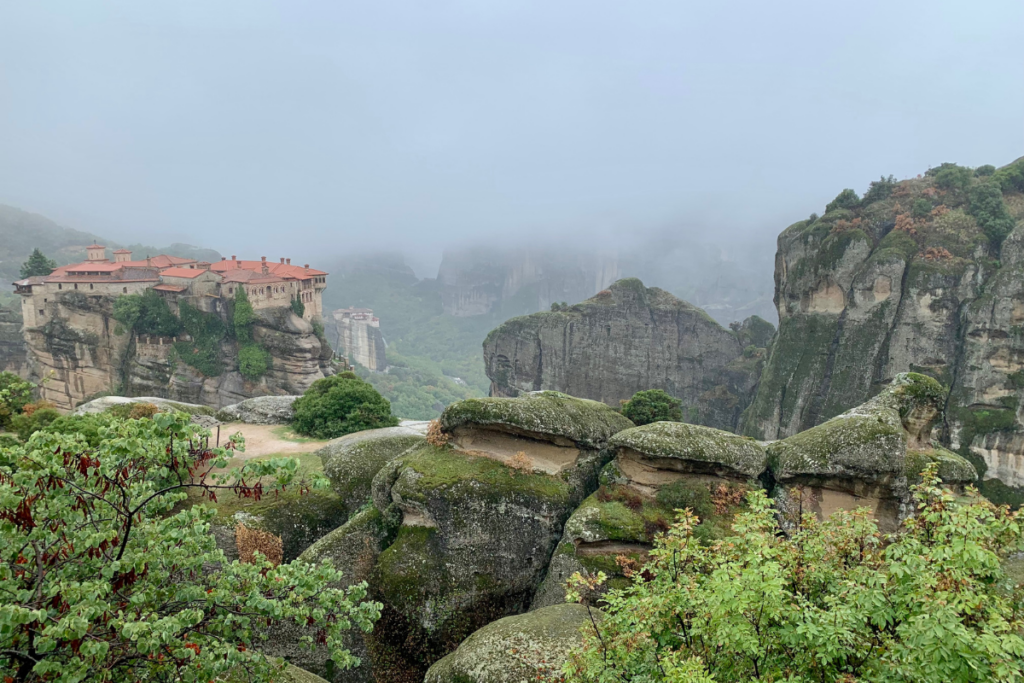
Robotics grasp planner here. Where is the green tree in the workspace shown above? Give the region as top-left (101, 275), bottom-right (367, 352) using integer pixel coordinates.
top-left (932, 163), bottom-right (974, 194)
top-left (975, 164), bottom-right (996, 177)
top-left (968, 182), bottom-right (1016, 247)
top-left (292, 373), bottom-right (399, 439)
top-left (563, 467), bottom-right (1024, 683)
top-left (291, 295), bottom-right (305, 318)
top-left (862, 175), bottom-right (897, 205)
top-left (993, 160), bottom-right (1024, 194)
top-left (238, 343), bottom-right (271, 381)
top-left (234, 286), bottom-right (257, 342)
top-left (19, 249), bottom-right (57, 278)
top-left (825, 188), bottom-right (860, 213)
top-left (621, 389), bottom-right (684, 426)
top-left (112, 290), bottom-right (181, 337)
top-left (911, 197), bottom-right (933, 219)
top-left (0, 372), bottom-right (34, 429)
top-left (0, 412), bottom-right (380, 682)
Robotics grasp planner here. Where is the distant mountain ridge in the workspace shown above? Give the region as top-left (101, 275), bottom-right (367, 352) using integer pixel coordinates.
top-left (0, 204), bottom-right (221, 284)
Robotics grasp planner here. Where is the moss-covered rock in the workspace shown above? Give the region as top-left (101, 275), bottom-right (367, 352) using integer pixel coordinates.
top-left (262, 506), bottom-right (396, 683)
top-left (610, 421), bottom-right (767, 478)
top-left (440, 391), bottom-right (634, 449)
top-left (765, 373), bottom-right (975, 532)
top-left (280, 664), bottom-right (331, 683)
top-left (423, 604), bottom-right (598, 683)
top-left (319, 426), bottom-right (427, 514)
top-left (363, 444), bottom-right (585, 678)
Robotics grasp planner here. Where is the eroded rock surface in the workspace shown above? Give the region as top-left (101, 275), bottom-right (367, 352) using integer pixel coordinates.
top-left (424, 603), bottom-right (598, 683)
top-left (217, 395), bottom-right (300, 424)
top-left (483, 279), bottom-right (772, 431)
top-left (741, 161), bottom-right (1024, 504)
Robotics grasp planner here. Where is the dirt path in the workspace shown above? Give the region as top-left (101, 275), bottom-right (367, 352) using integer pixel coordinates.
top-left (214, 423), bottom-right (329, 461)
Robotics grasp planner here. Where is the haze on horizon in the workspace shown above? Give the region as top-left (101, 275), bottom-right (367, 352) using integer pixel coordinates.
top-left (1, 0), bottom-right (1021, 271)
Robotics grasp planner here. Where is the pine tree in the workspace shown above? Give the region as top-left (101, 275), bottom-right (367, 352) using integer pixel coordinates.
top-left (19, 248), bottom-right (57, 277)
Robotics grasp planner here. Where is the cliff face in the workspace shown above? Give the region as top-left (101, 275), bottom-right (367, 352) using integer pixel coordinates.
top-left (330, 310), bottom-right (387, 371)
top-left (25, 291), bottom-right (330, 410)
top-left (483, 279), bottom-right (770, 431)
top-left (741, 160), bottom-right (1024, 503)
top-left (0, 305), bottom-right (30, 378)
top-left (438, 247), bottom-right (620, 318)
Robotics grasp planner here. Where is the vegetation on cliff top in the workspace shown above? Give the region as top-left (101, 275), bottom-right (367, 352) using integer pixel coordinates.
top-left (620, 389), bottom-right (683, 426)
top-left (564, 468), bottom-right (1024, 682)
top-left (19, 248), bottom-right (57, 278)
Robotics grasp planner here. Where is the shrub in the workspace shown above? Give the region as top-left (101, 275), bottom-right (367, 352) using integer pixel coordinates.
top-left (38, 413), bottom-right (114, 447)
top-left (993, 160), bottom-right (1024, 194)
top-left (292, 374), bottom-right (399, 439)
top-left (932, 162), bottom-right (973, 194)
top-left (621, 389), bottom-right (684, 426)
top-left (0, 372), bottom-right (33, 429)
top-left (563, 466), bottom-right (1024, 682)
top-left (825, 188), bottom-right (860, 213)
top-left (861, 174), bottom-right (897, 204)
top-left (291, 295), bottom-right (305, 318)
top-left (975, 164), bottom-right (996, 177)
top-left (426, 419), bottom-right (450, 447)
top-left (0, 411), bottom-right (380, 681)
top-left (236, 524), bottom-right (284, 566)
top-left (113, 290), bottom-right (182, 337)
top-left (507, 450), bottom-right (534, 475)
top-left (655, 480), bottom-right (714, 520)
top-left (238, 343), bottom-right (271, 381)
top-left (10, 407), bottom-right (60, 442)
top-left (968, 181), bottom-right (1016, 247)
top-left (911, 197), bottom-right (933, 219)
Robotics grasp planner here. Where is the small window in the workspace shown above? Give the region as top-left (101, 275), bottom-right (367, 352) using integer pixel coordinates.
top-left (58, 284), bottom-right (62, 290)
top-left (74, 283), bottom-right (78, 290)
top-left (123, 287), bottom-right (127, 294)
top-left (39, 310), bottom-right (44, 316)
top-left (89, 283), bottom-right (94, 290)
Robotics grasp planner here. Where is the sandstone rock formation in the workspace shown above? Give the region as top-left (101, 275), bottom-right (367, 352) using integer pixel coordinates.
top-left (217, 395), bottom-right (301, 424)
top-left (330, 308), bottom-right (387, 372)
top-left (423, 603), bottom-right (597, 683)
top-left (741, 160), bottom-right (1024, 505)
top-left (766, 372), bottom-right (976, 533)
top-left (483, 278), bottom-right (771, 431)
top-left (0, 304), bottom-right (30, 378)
top-left (23, 290), bottom-right (331, 410)
top-left (73, 395), bottom-right (215, 416)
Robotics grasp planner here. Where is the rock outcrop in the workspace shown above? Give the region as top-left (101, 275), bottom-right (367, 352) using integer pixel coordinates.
top-left (484, 278), bottom-right (771, 431)
top-left (741, 160), bottom-right (1024, 505)
top-left (330, 308), bottom-right (387, 372)
top-left (534, 421), bottom-right (763, 608)
top-left (294, 393), bottom-right (628, 681)
top-left (23, 290), bottom-right (331, 411)
top-left (766, 372), bottom-right (976, 533)
top-left (217, 395), bottom-right (301, 424)
top-left (0, 304), bottom-right (30, 378)
top-left (423, 604), bottom-right (597, 683)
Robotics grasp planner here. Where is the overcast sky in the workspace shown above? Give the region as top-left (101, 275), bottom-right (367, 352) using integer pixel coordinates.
top-left (1, 0), bottom-right (1021, 268)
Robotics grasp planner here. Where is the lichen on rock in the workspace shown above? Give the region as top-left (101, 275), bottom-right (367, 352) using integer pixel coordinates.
top-left (610, 421), bottom-right (767, 478)
top-left (423, 603), bottom-right (599, 683)
top-left (216, 395), bottom-right (300, 424)
top-left (440, 391), bottom-right (634, 450)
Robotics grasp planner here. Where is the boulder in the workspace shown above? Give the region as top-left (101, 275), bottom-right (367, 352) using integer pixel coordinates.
top-left (440, 390), bottom-right (634, 452)
top-left (217, 395), bottom-right (301, 424)
top-left (424, 603), bottom-right (598, 683)
top-left (263, 506), bottom-right (397, 683)
top-left (766, 373), bottom-right (976, 532)
top-left (535, 422), bottom-right (764, 609)
top-left (282, 664), bottom-right (331, 683)
top-left (73, 394), bottom-right (217, 416)
top-left (318, 426), bottom-right (427, 514)
top-left (366, 443), bottom-right (579, 679)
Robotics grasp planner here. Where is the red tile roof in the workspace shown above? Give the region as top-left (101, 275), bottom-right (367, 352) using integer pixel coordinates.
top-left (209, 259), bottom-right (327, 279)
top-left (64, 263), bottom-right (122, 273)
top-left (86, 244), bottom-right (105, 249)
top-left (113, 248), bottom-right (132, 254)
top-left (160, 267), bottom-right (211, 279)
top-left (118, 255), bottom-right (197, 269)
top-left (153, 284), bottom-right (188, 293)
